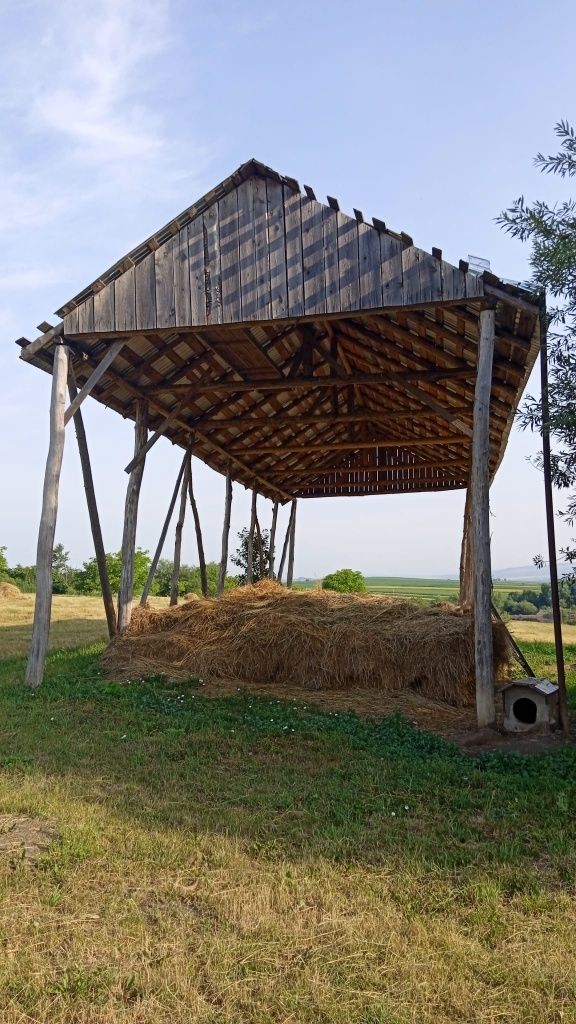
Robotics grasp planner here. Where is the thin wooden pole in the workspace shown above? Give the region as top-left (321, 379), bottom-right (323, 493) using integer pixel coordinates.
top-left (117, 400), bottom-right (148, 631)
top-left (246, 487), bottom-right (257, 584)
top-left (170, 456), bottom-right (191, 606)
top-left (68, 372), bottom-right (117, 637)
top-left (539, 304), bottom-right (569, 734)
top-left (141, 453), bottom-right (187, 606)
top-left (255, 514), bottom-right (265, 581)
top-left (268, 501), bottom-right (279, 579)
top-left (459, 485), bottom-right (474, 609)
top-left (217, 467), bottom-right (233, 596)
top-left (471, 308), bottom-right (496, 728)
top-left (188, 456), bottom-right (208, 597)
top-left (25, 343), bottom-right (69, 688)
top-left (286, 499), bottom-right (297, 589)
top-left (278, 502), bottom-right (295, 583)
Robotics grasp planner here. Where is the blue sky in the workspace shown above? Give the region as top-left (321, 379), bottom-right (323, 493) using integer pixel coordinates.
top-left (1, 0), bottom-right (575, 578)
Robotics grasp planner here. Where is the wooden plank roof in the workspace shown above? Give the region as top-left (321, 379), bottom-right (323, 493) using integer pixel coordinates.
top-left (18, 159), bottom-right (541, 503)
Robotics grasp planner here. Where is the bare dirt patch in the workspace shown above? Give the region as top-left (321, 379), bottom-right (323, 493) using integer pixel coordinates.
top-left (0, 814), bottom-right (58, 862)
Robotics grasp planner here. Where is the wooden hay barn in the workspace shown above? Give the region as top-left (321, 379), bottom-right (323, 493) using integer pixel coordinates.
top-left (16, 158), bottom-right (562, 728)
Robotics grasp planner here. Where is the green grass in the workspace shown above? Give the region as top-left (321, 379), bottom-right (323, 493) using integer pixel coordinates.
top-left (0, 638), bottom-right (576, 1022)
top-left (296, 576), bottom-right (537, 604)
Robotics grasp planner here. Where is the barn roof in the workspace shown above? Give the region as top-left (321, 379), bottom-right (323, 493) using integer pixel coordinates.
top-left (18, 158), bottom-right (541, 503)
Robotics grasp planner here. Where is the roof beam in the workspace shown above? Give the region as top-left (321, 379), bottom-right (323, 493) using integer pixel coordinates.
top-left (230, 436), bottom-right (465, 456)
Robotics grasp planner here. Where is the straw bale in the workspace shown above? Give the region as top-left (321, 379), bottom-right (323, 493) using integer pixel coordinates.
top-left (102, 581), bottom-right (512, 707)
top-left (0, 582), bottom-right (23, 600)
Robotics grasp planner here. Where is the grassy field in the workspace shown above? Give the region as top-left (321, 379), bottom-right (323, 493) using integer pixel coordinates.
top-left (297, 576), bottom-right (541, 604)
top-left (0, 595), bottom-right (576, 1022)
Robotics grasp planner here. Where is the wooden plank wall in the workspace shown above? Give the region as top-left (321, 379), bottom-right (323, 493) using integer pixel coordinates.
top-left (64, 177), bottom-right (481, 335)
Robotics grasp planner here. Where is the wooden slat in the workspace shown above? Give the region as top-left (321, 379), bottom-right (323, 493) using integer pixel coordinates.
top-left (188, 215), bottom-right (206, 325)
top-left (284, 187), bottom-right (304, 317)
top-left (441, 260), bottom-right (466, 301)
top-left (237, 178), bottom-right (257, 319)
top-left (253, 176), bottom-right (271, 320)
top-left (203, 204), bottom-right (222, 325)
top-left (155, 236), bottom-right (176, 328)
top-left (64, 340), bottom-right (126, 424)
top-left (219, 189), bottom-right (242, 323)
top-left (358, 222), bottom-right (382, 309)
top-left (174, 227), bottom-right (191, 326)
top-left (302, 196), bottom-right (326, 315)
top-left (78, 297), bottom-right (95, 333)
top-left (266, 180), bottom-right (288, 320)
top-left (337, 212), bottom-right (360, 311)
top-left (93, 281), bottom-right (115, 332)
top-left (401, 247), bottom-right (422, 305)
top-left (135, 253), bottom-right (156, 330)
top-left (380, 232), bottom-right (403, 306)
top-left (322, 205), bottom-right (340, 313)
top-left (231, 436), bottom-right (463, 455)
top-left (114, 267), bottom-right (136, 331)
top-left (64, 307), bottom-right (79, 334)
top-left (417, 250), bottom-right (443, 304)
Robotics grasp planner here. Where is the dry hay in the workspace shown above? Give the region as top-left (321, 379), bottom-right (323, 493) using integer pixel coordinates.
top-left (0, 581), bottom-right (22, 600)
top-left (103, 581), bottom-right (512, 707)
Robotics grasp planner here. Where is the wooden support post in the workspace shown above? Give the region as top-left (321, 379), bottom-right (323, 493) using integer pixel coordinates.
top-left (255, 514), bottom-right (265, 581)
top-left (170, 455), bottom-right (191, 606)
top-left (25, 343), bottom-right (69, 688)
top-left (68, 372), bottom-right (117, 637)
top-left (188, 457), bottom-right (208, 597)
top-left (217, 467), bottom-right (233, 596)
top-left (471, 308), bottom-right (496, 727)
top-left (268, 501), bottom-right (279, 579)
top-left (539, 304), bottom-right (569, 734)
top-left (459, 485), bottom-right (474, 609)
top-left (117, 400), bottom-right (148, 631)
top-left (246, 487), bottom-right (257, 584)
top-left (286, 499), bottom-right (297, 589)
top-left (64, 340), bottom-right (125, 425)
top-left (277, 503), bottom-right (295, 583)
top-left (141, 453), bottom-right (187, 606)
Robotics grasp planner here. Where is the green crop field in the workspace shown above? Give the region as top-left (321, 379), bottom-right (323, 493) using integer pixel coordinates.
top-left (296, 576), bottom-right (535, 604)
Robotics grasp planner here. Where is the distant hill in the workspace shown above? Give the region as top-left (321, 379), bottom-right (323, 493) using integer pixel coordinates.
top-left (437, 563), bottom-right (571, 582)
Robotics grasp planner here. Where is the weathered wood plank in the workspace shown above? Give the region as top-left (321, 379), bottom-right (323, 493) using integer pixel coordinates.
top-left (268, 500), bottom-right (279, 579)
top-left (141, 453), bottom-right (187, 605)
top-left (302, 196), bottom-right (326, 315)
top-left (19, 322), bottom-right (64, 362)
top-left (78, 296), bottom-right (95, 333)
top-left (135, 253), bottom-right (156, 330)
top-left (246, 487), bottom-right (257, 584)
top-left (417, 250), bottom-right (443, 303)
top-left (189, 458), bottom-right (208, 596)
top-left (284, 187), bottom-right (304, 318)
top-left (114, 266), bottom-right (136, 331)
top-left (472, 307), bottom-right (496, 727)
top-left (286, 498), bottom-right (297, 588)
top-left (25, 344), bottom-right (69, 688)
top-left (170, 455), bottom-right (190, 606)
top-left (188, 215), bottom-right (207, 326)
top-left (337, 212), bottom-right (360, 311)
top-left (358, 221), bottom-right (382, 309)
top-left (441, 260), bottom-right (466, 301)
top-left (218, 190), bottom-right (242, 323)
top-left (117, 400), bottom-right (148, 631)
top-left (466, 272), bottom-right (484, 299)
top-left (217, 467), bottom-right (233, 595)
top-left (64, 340), bottom-right (125, 425)
top-left (322, 205), bottom-right (340, 313)
top-left (93, 281), bottom-right (115, 332)
top-left (401, 246), bottom-right (422, 305)
top-left (174, 227), bottom-right (191, 326)
top-left (266, 180), bottom-right (288, 320)
top-left (203, 204), bottom-right (222, 325)
top-left (253, 177), bottom-right (271, 320)
top-left (237, 178), bottom-right (257, 320)
top-left (64, 307), bottom-right (79, 334)
top-left (380, 232), bottom-right (404, 306)
top-left (155, 236), bottom-right (176, 328)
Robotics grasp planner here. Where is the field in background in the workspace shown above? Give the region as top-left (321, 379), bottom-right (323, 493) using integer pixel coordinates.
top-left (298, 576), bottom-right (535, 603)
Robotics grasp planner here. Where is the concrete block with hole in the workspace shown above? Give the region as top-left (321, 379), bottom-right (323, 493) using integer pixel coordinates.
top-left (501, 679), bottom-right (559, 733)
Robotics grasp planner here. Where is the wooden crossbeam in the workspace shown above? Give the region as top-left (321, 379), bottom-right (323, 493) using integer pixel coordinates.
top-left (143, 367), bottom-right (474, 397)
top-left (19, 322), bottom-right (64, 362)
top-left (64, 341), bottom-right (125, 425)
top-left (231, 436), bottom-right (464, 456)
top-left (195, 408), bottom-right (471, 430)
top-left (267, 459), bottom-right (471, 484)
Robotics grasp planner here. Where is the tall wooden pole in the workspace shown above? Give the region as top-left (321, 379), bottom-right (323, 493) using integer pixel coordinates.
top-left (170, 455), bottom-right (191, 606)
top-left (25, 343), bottom-right (69, 688)
top-left (217, 468), bottom-right (233, 596)
top-left (539, 303), bottom-right (569, 734)
top-left (117, 400), bottom-right (148, 631)
top-left (188, 456), bottom-right (208, 597)
top-left (286, 499), bottom-right (297, 589)
top-left (141, 453), bottom-right (187, 606)
top-left (459, 485), bottom-right (474, 609)
top-left (471, 308), bottom-right (496, 727)
top-left (268, 501), bottom-right (279, 579)
top-left (246, 487), bottom-right (257, 584)
top-left (277, 502), bottom-right (295, 582)
top-left (68, 372), bottom-right (117, 638)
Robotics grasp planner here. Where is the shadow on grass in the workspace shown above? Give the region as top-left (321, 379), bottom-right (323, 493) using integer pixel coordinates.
top-left (0, 619), bottom-right (109, 660)
top-left (1, 645), bottom-right (575, 877)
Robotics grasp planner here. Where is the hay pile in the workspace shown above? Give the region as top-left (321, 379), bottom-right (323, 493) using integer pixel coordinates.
top-left (103, 581), bottom-right (512, 707)
top-left (0, 582), bottom-right (22, 600)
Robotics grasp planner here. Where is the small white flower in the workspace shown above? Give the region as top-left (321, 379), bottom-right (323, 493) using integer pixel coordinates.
top-left (391, 812), bottom-right (396, 817)
top-left (121, 734), bottom-right (127, 740)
